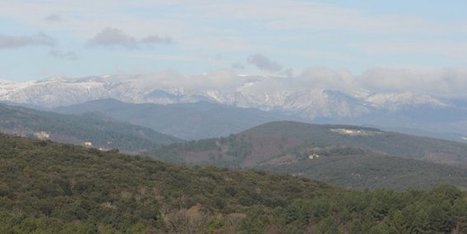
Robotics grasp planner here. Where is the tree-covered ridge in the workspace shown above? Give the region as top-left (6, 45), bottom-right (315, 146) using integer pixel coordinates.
top-left (0, 103), bottom-right (180, 152)
top-left (260, 147), bottom-right (467, 190)
top-left (241, 121), bottom-right (467, 168)
top-left (0, 134), bottom-right (466, 233)
top-left (146, 122), bottom-right (467, 189)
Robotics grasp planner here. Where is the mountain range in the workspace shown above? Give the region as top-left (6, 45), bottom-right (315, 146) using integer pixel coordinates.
top-left (1, 75), bottom-right (466, 142)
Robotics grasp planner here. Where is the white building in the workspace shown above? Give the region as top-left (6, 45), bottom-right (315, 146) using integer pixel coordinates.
top-left (34, 131), bottom-right (50, 140)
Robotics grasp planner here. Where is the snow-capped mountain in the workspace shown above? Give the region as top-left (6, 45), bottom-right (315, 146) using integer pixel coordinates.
top-left (0, 74), bottom-right (450, 117)
top-left (1, 73), bottom-right (466, 141)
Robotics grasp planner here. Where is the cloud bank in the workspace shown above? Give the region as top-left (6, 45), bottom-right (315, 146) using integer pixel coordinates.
top-left (358, 68), bottom-right (467, 98)
top-left (124, 67), bottom-right (467, 99)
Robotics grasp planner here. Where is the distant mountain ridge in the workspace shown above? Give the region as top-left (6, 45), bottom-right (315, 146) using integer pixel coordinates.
top-left (0, 75), bottom-right (445, 113)
top-left (1, 75), bottom-right (466, 142)
top-left (0, 103), bottom-right (180, 152)
top-left (55, 99), bottom-right (302, 139)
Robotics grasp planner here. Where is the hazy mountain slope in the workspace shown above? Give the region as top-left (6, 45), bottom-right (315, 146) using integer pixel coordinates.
top-left (0, 133), bottom-right (465, 233)
top-left (323, 103), bottom-right (467, 143)
top-left (146, 121), bottom-right (467, 189)
top-left (372, 126), bottom-right (467, 143)
top-left (2, 76), bottom-right (467, 142)
top-left (55, 99), bottom-right (301, 139)
top-left (0, 103), bottom-right (180, 152)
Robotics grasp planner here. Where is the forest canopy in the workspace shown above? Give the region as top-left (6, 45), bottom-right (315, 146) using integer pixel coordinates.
top-left (0, 134), bottom-right (465, 233)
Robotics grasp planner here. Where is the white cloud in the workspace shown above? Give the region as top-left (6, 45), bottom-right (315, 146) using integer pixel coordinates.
top-left (113, 66), bottom-right (467, 98)
top-left (358, 68), bottom-right (467, 98)
top-left (3, 1), bottom-right (466, 42)
top-left (149, 67), bottom-right (467, 99)
top-left (298, 67), bottom-right (355, 92)
top-left (186, 1), bottom-right (467, 34)
top-left (1, 0), bottom-right (467, 90)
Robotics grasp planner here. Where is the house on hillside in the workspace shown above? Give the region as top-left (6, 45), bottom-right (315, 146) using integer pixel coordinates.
top-left (34, 131), bottom-right (50, 140)
top-left (308, 153), bottom-right (320, 160)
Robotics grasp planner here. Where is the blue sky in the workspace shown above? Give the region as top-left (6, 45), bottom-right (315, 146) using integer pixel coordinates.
top-left (1, 0), bottom-right (467, 82)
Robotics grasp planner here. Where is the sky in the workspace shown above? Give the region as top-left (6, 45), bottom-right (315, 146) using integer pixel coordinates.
top-left (0, 0), bottom-right (467, 90)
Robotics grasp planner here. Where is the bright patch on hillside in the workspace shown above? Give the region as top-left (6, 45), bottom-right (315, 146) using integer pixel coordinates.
top-left (330, 128), bottom-right (383, 136)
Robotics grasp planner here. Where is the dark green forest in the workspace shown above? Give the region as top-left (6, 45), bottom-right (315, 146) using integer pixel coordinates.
top-left (0, 134), bottom-right (466, 233)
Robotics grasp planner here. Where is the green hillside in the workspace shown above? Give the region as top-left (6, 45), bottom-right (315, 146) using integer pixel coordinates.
top-left (0, 134), bottom-right (466, 233)
top-left (0, 103), bottom-right (180, 152)
top-left (260, 147), bottom-right (467, 190)
top-left (241, 121), bottom-right (467, 168)
top-left (147, 121), bottom-right (467, 189)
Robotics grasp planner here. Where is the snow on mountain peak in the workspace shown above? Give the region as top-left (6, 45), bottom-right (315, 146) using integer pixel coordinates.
top-left (0, 74), bottom-right (457, 121)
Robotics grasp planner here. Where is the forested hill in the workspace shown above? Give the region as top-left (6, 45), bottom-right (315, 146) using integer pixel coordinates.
top-left (241, 121), bottom-right (467, 167)
top-left (0, 133), bottom-right (466, 233)
top-left (0, 103), bottom-right (180, 152)
top-left (147, 121), bottom-right (467, 189)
